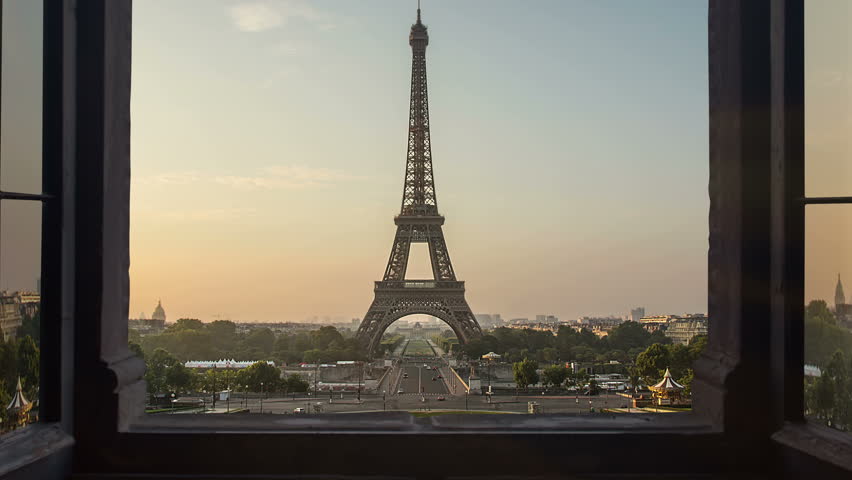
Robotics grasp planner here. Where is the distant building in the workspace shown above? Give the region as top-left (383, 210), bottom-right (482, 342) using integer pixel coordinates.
top-left (629, 307), bottom-right (645, 322)
top-left (638, 314), bottom-right (709, 344)
top-left (184, 359), bottom-right (276, 369)
top-left (128, 299), bottom-right (167, 336)
top-left (475, 314), bottom-right (494, 327)
top-left (505, 322), bottom-right (559, 335)
top-left (575, 316), bottom-right (623, 336)
top-left (0, 293), bottom-right (22, 342)
top-left (665, 318), bottom-right (709, 345)
top-left (834, 274), bottom-right (852, 327)
top-left (151, 299), bottom-right (166, 322)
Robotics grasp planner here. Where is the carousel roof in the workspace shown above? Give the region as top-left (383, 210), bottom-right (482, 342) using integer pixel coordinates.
top-left (650, 368), bottom-right (684, 392)
top-left (6, 377), bottom-right (31, 412)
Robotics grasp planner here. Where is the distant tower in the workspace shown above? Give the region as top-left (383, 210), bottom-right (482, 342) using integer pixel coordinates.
top-left (355, 5), bottom-right (482, 354)
top-left (151, 299), bottom-right (166, 322)
top-left (836, 274), bottom-right (846, 309)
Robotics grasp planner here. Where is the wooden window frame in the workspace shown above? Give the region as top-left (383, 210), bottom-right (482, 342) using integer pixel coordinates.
top-left (3, 0), bottom-right (852, 478)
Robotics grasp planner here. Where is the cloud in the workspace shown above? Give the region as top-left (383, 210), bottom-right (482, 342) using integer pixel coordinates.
top-left (134, 171), bottom-right (202, 186)
top-left (229, 3), bottom-right (283, 32)
top-left (215, 165), bottom-right (364, 190)
top-left (162, 208), bottom-right (259, 222)
top-left (274, 40), bottom-right (312, 56)
top-left (135, 165), bottom-right (365, 190)
top-left (228, 1), bottom-right (334, 33)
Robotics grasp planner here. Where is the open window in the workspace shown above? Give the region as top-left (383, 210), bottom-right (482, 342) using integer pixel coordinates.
top-left (4, 1), bottom-right (852, 479)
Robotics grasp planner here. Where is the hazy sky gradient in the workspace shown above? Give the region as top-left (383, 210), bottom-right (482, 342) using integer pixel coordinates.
top-left (1, 0), bottom-right (43, 294)
top-left (0, 1), bottom-right (846, 324)
top-left (130, 0), bottom-right (711, 322)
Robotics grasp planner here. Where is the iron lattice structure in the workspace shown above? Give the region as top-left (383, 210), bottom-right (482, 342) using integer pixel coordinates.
top-left (357, 8), bottom-right (482, 354)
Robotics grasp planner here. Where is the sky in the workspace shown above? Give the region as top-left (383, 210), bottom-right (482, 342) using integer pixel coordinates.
top-left (128, 0), bottom-right (709, 323)
top-left (1, 1), bottom-right (846, 324)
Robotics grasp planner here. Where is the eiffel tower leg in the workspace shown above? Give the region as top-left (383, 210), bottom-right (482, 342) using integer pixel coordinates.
top-left (383, 225), bottom-right (413, 281)
top-left (357, 299), bottom-right (390, 354)
top-left (426, 225), bottom-right (456, 282)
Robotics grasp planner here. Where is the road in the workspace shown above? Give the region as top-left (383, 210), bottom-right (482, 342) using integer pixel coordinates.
top-left (169, 390), bottom-right (645, 415)
top-left (397, 362), bottom-right (447, 396)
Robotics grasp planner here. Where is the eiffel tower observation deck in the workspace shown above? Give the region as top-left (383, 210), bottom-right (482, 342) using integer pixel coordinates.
top-left (357, 5), bottom-right (482, 354)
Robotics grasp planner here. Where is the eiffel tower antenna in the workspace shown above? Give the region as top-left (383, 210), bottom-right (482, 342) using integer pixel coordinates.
top-left (357, 7), bottom-right (482, 355)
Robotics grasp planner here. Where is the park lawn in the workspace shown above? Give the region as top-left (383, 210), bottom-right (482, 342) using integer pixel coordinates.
top-left (404, 339), bottom-right (434, 356)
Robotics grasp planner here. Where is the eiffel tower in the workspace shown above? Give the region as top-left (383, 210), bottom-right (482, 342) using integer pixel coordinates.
top-left (357, 6), bottom-right (482, 354)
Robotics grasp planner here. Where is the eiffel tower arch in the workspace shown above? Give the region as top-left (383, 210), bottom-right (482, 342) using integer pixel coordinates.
top-left (357, 7), bottom-right (482, 354)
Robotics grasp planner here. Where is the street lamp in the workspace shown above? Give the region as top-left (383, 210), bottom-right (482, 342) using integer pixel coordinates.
top-left (226, 384), bottom-right (230, 413)
top-left (170, 393), bottom-right (176, 414)
top-left (244, 384), bottom-right (249, 409)
top-left (260, 382), bottom-right (264, 414)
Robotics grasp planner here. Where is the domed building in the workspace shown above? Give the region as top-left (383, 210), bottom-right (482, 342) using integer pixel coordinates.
top-left (151, 299), bottom-right (166, 322)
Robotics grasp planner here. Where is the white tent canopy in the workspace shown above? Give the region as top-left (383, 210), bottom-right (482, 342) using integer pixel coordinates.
top-left (650, 368), bottom-right (684, 391)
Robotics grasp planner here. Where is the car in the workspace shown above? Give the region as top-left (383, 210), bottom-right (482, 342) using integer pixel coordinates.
top-left (403, 373), bottom-right (408, 378)
top-left (431, 377), bottom-right (436, 381)
top-left (397, 388), bottom-right (404, 394)
top-left (437, 375), bottom-right (443, 379)
top-left (293, 407), bottom-right (305, 413)
top-left (437, 396), bottom-right (446, 401)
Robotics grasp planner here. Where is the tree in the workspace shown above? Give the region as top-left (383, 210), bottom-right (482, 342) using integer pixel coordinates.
top-left (678, 369), bottom-right (695, 395)
top-left (311, 326), bottom-right (344, 351)
top-left (16, 335), bottom-right (40, 400)
top-left (129, 341), bottom-right (145, 362)
top-left (0, 336), bottom-right (18, 391)
top-left (17, 312), bottom-right (40, 346)
top-left (635, 343), bottom-right (670, 385)
top-left (804, 300), bottom-right (852, 365)
top-left (241, 362), bottom-right (281, 392)
top-left (206, 320), bottom-right (238, 352)
top-left (627, 366), bottom-right (641, 393)
top-left (512, 358), bottom-right (539, 391)
top-left (542, 364), bottom-right (568, 390)
top-left (244, 328), bottom-right (276, 356)
top-left (0, 379), bottom-right (10, 425)
top-left (145, 348), bottom-right (178, 394)
top-left (587, 378), bottom-right (600, 396)
top-left (806, 300), bottom-right (836, 325)
top-left (283, 374), bottom-right (309, 394)
top-left (606, 321), bottom-right (652, 352)
top-left (167, 318), bottom-right (205, 332)
top-left (164, 363), bottom-right (196, 394)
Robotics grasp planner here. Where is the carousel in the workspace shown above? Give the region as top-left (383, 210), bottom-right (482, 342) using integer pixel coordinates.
top-left (648, 368), bottom-right (687, 406)
top-left (4, 377), bottom-right (33, 430)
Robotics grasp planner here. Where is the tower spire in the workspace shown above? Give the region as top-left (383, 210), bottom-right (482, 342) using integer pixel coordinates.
top-left (417, 0), bottom-right (421, 23)
top-left (837, 274), bottom-right (846, 307)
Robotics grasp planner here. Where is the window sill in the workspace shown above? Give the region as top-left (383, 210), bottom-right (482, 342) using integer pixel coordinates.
top-left (0, 423), bottom-right (74, 477)
top-left (129, 411), bottom-right (714, 434)
top-left (772, 421), bottom-right (852, 473)
top-left (81, 412), bottom-right (757, 477)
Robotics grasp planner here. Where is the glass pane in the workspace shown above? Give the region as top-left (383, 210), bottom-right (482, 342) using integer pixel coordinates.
top-left (132, 1), bottom-right (707, 421)
top-left (804, 204), bottom-right (852, 434)
top-left (805, 0), bottom-right (852, 197)
top-left (0, 0), bottom-right (43, 194)
top-left (0, 200), bottom-right (42, 434)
